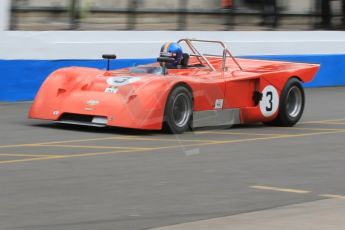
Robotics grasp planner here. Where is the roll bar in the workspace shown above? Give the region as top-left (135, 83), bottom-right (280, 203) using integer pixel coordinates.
top-left (177, 38), bottom-right (243, 72)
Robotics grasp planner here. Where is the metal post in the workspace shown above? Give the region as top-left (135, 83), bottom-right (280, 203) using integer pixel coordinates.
top-left (311, 0), bottom-right (321, 28)
top-left (9, 0), bottom-right (18, 30)
top-left (127, 0), bottom-right (138, 30)
top-left (224, 0), bottom-right (234, 30)
top-left (178, 0), bottom-right (188, 30)
top-left (69, 0), bottom-right (80, 30)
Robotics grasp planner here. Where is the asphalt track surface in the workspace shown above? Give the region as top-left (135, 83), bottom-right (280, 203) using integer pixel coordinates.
top-left (0, 87), bottom-right (345, 230)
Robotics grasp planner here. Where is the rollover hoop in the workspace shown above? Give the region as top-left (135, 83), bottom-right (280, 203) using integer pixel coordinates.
top-left (177, 38), bottom-right (243, 72)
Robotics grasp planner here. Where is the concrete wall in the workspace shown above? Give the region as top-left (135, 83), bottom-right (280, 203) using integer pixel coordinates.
top-left (1, 31), bottom-right (345, 59)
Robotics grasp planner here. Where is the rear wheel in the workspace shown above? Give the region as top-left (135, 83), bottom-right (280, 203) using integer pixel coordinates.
top-left (163, 86), bottom-right (193, 134)
top-left (272, 78), bottom-right (305, 126)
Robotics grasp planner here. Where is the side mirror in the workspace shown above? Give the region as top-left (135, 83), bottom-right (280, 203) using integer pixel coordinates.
top-left (157, 57), bottom-right (175, 75)
top-left (102, 54), bottom-right (117, 71)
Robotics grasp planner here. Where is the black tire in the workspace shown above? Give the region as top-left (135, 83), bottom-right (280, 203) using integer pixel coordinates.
top-left (272, 78), bottom-right (305, 127)
top-left (163, 86), bottom-right (193, 134)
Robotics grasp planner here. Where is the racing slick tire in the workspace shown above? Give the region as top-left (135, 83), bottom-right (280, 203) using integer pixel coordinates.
top-left (163, 86), bottom-right (193, 134)
top-left (268, 78), bottom-right (305, 127)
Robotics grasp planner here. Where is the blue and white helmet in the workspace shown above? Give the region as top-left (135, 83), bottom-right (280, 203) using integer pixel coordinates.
top-left (160, 42), bottom-right (183, 66)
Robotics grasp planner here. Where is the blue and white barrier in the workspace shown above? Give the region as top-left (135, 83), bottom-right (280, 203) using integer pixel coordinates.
top-left (0, 31), bottom-right (345, 101)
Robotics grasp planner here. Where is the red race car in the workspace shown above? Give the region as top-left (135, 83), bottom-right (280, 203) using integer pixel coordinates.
top-left (29, 39), bottom-right (319, 133)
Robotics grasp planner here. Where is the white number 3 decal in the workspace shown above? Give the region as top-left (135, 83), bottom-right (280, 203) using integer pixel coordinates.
top-left (260, 85), bottom-right (279, 117)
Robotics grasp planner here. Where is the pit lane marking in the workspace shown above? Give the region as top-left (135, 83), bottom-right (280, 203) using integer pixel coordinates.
top-left (0, 136), bottom-right (217, 149)
top-left (1, 128), bottom-right (345, 165)
top-left (1, 118), bottom-right (345, 150)
top-left (121, 129), bottom-right (345, 152)
top-left (40, 144), bottom-right (153, 150)
top-left (192, 129), bottom-right (345, 145)
top-left (120, 129), bottom-right (345, 153)
top-left (319, 194), bottom-right (345, 199)
top-left (2, 126), bottom-right (342, 151)
top-left (250, 185), bottom-right (311, 194)
top-left (251, 186), bottom-right (345, 200)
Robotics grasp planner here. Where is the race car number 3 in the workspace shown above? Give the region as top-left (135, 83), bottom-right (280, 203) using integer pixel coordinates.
top-left (259, 85), bottom-right (279, 117)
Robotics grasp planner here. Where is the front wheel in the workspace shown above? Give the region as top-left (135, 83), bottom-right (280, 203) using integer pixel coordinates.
top-left (273, 78), bottom-right (305, 126)
top-left (163, 86), bottom-right (193, 134)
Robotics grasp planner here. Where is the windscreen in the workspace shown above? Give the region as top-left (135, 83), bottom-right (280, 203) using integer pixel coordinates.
top-left (128, 66), bottom-right (163, 75)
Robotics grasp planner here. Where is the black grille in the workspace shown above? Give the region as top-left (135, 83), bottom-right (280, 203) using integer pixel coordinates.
top-left (59, 113), bottom-right (94, 123)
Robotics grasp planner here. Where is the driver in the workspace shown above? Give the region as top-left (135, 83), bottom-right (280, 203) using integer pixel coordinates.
top-left (160, 42), bottom-right (189, 69)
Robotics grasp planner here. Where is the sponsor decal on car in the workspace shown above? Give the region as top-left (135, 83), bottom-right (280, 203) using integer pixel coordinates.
top-left (106, 76), bottom-right (140, 87)
top-left (86, 99), bottom-right (100, 106)
top-left (104, 86), bottom-right (118, 94)
top-left (215, 99), bottom-right (224, 109)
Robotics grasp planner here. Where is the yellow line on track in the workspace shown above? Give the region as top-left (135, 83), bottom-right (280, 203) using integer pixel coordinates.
top-left (250, 185), bottom-right (311, 194)
top-left (0, 157), bottom-right (57, 165)
top-left (0, 137), bottom-right (120, 149)
top-left (0, 149), bottom-right (144, 165)
top-left (319, 194), bottom-right (345, 199)
top-left (40, 144), bottom-right (152, 150)
top-left (97, 136), bottom-right (219, 143)
top-left (0, 136), bottom-right (215, 149)
top-left (0, 153), bottom-right (61, 157)
top-left (321, 122), bottom-right (345, 125)
top-left (172, 129), bottom-right (345, 148)
top-left (283, 127), bottom-right (345, 131)
top-left (300, 118), bottom-right (345, 124)
top-left (47, 149), bottom-right (142, 159)
top-left (194, 131), bottom-right (278, 136)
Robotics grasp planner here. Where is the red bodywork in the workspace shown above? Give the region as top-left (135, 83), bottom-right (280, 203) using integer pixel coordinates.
top-left (29, 56), bottom-right (319, 130)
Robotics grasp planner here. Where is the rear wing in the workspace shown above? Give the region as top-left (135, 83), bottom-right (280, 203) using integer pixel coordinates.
top-left (177, 38), bottom-right (243, 72)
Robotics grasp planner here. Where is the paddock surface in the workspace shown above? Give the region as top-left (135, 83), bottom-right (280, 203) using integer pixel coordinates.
top-left (0, 87), bottom-right (345, 230)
